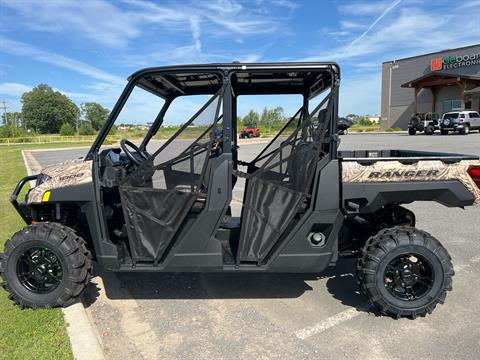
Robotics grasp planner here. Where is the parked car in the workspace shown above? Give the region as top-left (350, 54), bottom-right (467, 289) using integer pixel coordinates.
top-left (440, 111), bottom-right (480, 135)
top-left (337, 117), bottom-right (353, 135)
top-left (408, 112), bottom-right (440, 135)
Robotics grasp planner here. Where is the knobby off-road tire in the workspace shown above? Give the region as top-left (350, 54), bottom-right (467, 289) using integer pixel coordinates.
top-left (357, 226), bottom-right (453, 319)
top-left (0, 223), bottom-right (92, 309)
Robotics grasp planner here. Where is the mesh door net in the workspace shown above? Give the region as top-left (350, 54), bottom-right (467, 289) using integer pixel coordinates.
top-left (119, 89), bottom-right (224, 263)
top-left (237, 88), bottom-right (335, 263)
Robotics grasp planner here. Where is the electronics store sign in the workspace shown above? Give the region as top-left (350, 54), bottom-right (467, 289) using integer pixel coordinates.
top-left (431, 52), bottom-right (480, 71)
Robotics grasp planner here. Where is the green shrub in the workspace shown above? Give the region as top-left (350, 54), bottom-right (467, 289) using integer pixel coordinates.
top-left (0, 125), bottom-right (27, 138)
top-left (108, 125), bottom-right (117, 136)
top-left (59, 123), bottom-right (75, 136)
top-left (79, 123), bottom-right (95, 135)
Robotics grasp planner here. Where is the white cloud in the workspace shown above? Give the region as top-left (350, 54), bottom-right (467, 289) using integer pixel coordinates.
top-left (303, 5), bottom-right (480, 63)
top-left (1, 0), bottom-right (140, 48)
top-left (0, 83), bottom-right (32, 97)
top-left (339, 0), bottom-right (395, 15)
top-left (189, 16), bottom-right (202, 52)
top-left (2, 0), bottom-right (291, 56)
top-left (301, 0), bottom-right (480, 115)
top-left (0, 36), bottom-right (125, 86)
top-left (340, 20), bottom-right (367, 30)
top-left (344, 0), bottom-right (402, 51)
top-left (270, 0), bottom-right (299, 10)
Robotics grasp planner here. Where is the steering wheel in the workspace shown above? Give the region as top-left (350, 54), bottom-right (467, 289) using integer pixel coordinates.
top-left (120, 139), bottom-right (149, 165)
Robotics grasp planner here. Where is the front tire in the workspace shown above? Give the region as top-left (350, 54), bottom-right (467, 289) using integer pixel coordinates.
top-left (357, 226), bottom-right (453, 319)
top-left (0, 223), bottom-right (92, 309)
top-left (440, 129), bottom-right (448, 135)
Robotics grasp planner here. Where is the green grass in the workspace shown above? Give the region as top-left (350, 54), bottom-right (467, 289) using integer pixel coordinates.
top-left (0, 143), bottom-right (93, 360)
top-left (349, 124), bottom-right (382, 132)
top-left (0, 134), bottom-right (120, 144)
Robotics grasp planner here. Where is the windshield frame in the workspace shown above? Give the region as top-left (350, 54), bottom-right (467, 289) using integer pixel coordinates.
top-left (85, 69), bottom-right (225, 160)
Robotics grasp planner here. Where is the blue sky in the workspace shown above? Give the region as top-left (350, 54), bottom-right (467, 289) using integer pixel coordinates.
top-left (0, 0), bottom-right (479, 123)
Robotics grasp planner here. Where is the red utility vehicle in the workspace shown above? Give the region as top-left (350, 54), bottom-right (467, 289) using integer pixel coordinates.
top-left (240, 123), bottom-right (260, 138)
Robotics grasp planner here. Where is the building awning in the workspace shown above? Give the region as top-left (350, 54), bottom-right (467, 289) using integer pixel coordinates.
top-left (401, 72), bottom-right (480, 88)
top-left (465, 86), bottom-right (480, 96)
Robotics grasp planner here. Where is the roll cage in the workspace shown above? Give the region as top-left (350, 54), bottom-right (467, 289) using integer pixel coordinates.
top-left (86, 62), bottom-right (340, 161)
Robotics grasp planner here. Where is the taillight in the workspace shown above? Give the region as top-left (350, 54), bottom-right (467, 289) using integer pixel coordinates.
top-left (468, 166), bottom-right (480, 188)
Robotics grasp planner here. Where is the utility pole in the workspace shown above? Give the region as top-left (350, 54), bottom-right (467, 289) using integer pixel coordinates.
top-left (0, 100), bottom-right (9, 126)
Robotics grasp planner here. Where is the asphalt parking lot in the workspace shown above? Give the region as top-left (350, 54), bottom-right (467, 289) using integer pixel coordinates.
top-left (27, 133), bottom-right (480, 360)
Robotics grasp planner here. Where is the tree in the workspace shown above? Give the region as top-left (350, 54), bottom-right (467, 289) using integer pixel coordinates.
top-left (21, 84), bottom-right (79, 133)
top-left (79, 122), bottom-right (95, 135)
top-left (242, 110), bottom-right (260, 126)
top-left (0, 124), bottom-right (26, 138)
top-left (356, 116), bottom-right (373, 126)
top-left (260, 106), bottom-right (284, 129)
top-left (81, 102), bottom-right (110, 131)
top-left (1, 112), bottom-right (22, 127)
top-left (60, 123), bottom-right (75, 136)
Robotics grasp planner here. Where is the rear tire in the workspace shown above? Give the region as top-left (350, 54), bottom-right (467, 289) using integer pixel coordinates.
top-left (408, 128), bottom-right (416, 135)
top-left (424, 125), bottom-right (434, 135)
top-left (0, 223), bottom-right (92, 309)
top-left (357, 226), bottom-right (453, 319)
top-left (460, 125), bottom-right (470, 135)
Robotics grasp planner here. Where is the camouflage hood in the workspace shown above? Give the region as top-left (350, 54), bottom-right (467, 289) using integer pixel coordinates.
top-left (28, 159), bottom-right (93, 204)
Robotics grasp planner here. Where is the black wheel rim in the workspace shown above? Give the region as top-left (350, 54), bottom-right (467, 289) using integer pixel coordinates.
top-left (16, 247), bottom-right (63, 294)
top-left (383, 254), bottom-right (434, 301)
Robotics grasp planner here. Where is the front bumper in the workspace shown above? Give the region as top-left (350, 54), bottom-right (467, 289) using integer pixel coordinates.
top-left (11, 174), bottom-right (39, 224)
top-left (441, 124), bottom-right (464, 131)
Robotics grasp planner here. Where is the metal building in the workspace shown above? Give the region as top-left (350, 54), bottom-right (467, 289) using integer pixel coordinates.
top-left (381, 44), bottom-right (480, 129)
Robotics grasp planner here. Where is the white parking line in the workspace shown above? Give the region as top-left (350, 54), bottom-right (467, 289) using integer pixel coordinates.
top-left (295, 306), bottom-right (366, 340)
top-left (296, 254), bottom-right (480, 340)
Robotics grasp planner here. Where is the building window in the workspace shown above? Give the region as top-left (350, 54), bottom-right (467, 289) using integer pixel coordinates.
top-left (443, 100), bottom-right (462, 113)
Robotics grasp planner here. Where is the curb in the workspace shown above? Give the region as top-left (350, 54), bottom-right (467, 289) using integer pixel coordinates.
top-left (22, 150), bottom-right (105, 360)
top-left (345, 131), bottom-right (407, 135)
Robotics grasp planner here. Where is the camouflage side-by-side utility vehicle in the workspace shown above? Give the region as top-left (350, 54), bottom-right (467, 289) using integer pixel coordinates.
top-left (2, 63), bottom-right (480, 318)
